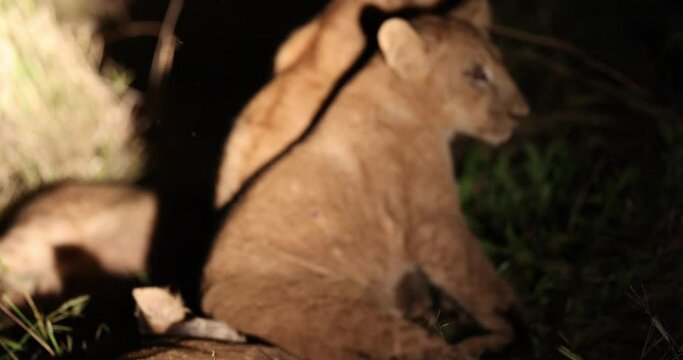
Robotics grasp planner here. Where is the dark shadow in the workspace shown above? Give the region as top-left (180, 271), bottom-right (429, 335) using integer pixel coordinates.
top-left (116, 1), bottom-right (330, 311)
top-left (51, 245), bottom-right (143, 359)
top-left (0, 245), bottom-right (144, 359)
top-left (394, 268), bottom-right (533, 359)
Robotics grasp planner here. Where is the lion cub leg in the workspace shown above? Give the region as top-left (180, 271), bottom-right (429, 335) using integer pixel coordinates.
top-left (203, 274), bottom-right (466, 360)
top-left (411, 213), bottom-right (518, 357)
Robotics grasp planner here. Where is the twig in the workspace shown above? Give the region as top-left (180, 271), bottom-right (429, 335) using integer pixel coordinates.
top-left (491, 24), bottom-right (648, 95)
top-left (629, 286), bottom-right (680, 360)
top-left (567, 159), bottom-right (606, 232)
top-left (92, 21), bottom-right (163, 68)
top-left (515, 50), bottom-right (679, 122)
top-left (517, 111), bottom-right (612, 136)
top-left (98, 21), bottom-right (163, 43)
top-left (0, 302), bottom-right (55, 357)
top-left (0, 342), bottom-right (19, 360)
top-left (148, 0), bottom-right (184, 91)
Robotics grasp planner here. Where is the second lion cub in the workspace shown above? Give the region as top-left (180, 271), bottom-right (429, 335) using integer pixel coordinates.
top-left (203, 8), bottom-right (528, 360)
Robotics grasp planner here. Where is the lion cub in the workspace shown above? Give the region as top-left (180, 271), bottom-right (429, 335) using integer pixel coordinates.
top-left (0, 184), bottom-right (156, 304)
top-left (203, 10), bottom-right (529, 360)
top-left (214, 0), bottom-right (444, 208)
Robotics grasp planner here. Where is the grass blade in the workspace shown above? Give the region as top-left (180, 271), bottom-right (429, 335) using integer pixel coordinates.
top-left (45, 321), bottom-right (61, 356)
top-left (47, 295), bottom-right (89, 323)
top-left (23, 294), bottom-right (46, 339)
top-left (1, 297), bottom-right (32, 331)
top-left (0, 340), bottom-right (20, 360)
top-left (0, 302), bottom-right (54, 357)
top-left (559, 345), bottom-right (584, 360)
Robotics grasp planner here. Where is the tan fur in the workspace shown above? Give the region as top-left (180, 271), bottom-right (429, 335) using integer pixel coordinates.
top-left (203, 10), bottom-right (529, 360)
top-left (215, 0), bottom-right (446, 208)
top-left (0, 184), bottom-right (157, 304)
top-left (273, 17), bottom-right (322, 75)
top-left (120, 339), bottom-right (297, 360)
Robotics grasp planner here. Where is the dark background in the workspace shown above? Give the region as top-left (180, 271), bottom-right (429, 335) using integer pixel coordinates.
top-left (100, 0), bottom-right (682, 358)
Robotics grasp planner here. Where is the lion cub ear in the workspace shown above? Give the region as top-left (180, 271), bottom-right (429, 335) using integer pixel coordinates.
top-left (378, 18), bottom-right (428, 81)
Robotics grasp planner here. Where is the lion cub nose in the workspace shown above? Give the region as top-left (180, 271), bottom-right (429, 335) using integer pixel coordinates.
top-left (510, 95), bottom-right (530, 118)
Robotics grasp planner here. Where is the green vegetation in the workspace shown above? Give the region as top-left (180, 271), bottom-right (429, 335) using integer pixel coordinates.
top-left (453, 1), bottom-right (682, 358)
top-left (0, 295), bottom-right (96, 359)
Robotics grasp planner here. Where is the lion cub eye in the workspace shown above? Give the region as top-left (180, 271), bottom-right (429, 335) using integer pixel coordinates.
top-left (465, 64), bottom-right (489, 84)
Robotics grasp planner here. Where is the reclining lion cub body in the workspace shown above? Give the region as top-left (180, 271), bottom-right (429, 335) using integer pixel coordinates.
top-left (203, 13), bottom-right (528, 360)
top-left (0, 184), bottom-right (156, 304)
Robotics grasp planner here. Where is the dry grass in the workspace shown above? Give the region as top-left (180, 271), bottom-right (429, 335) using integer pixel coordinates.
top-left (0, 0), bottom-right (143, 214)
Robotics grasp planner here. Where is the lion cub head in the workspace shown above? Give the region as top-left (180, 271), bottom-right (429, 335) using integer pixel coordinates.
top-left (378, 10), bottom-right (529, 144)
